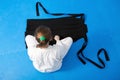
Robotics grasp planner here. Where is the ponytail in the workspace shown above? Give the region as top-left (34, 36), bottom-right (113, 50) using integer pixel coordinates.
top-left (34, 25), bottom-right (52, 48)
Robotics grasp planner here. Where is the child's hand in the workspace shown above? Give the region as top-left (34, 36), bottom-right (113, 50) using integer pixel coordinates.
top-left (54, 35), bottom-right (60, 41)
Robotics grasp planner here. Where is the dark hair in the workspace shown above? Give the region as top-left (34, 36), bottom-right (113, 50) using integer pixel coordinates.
top-left (34, 25), bottom-right (52, 47)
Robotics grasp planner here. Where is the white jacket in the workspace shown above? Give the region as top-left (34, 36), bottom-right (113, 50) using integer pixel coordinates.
top-left (25, 35), bottom-right (73, 73)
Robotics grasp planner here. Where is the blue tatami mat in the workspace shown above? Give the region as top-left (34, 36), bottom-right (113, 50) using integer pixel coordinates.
top-left (0, 0), bottom-right (120, 80)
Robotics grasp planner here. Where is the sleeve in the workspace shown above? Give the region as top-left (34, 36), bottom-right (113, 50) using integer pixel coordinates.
top-left (25, 35), bottom-right (39, 48)
top-left (55, 37), bottom-right (73, 59)
top-left (27, 48), bottom-right (37, 61)
top-left (25, 35), bottom-right (39, 61)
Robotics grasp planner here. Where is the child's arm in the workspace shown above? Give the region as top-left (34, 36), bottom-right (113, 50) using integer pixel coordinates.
top-left (54, 35), bottom-right (73, 59)
top-left (25, 35), bottom-right (39, 48)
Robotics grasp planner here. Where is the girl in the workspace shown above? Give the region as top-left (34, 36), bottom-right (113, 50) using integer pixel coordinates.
top-left (25, 25), bottom-right (73, 73)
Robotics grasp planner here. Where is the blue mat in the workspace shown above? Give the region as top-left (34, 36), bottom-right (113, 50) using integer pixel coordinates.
top-left (0, 0), bottom-right (120, 80)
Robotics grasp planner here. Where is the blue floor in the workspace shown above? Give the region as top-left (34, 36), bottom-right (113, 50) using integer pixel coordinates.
top-left (0, 0), bottom-right (120, 80)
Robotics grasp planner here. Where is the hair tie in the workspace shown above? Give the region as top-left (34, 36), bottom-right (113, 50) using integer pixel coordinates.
top-left (39, 36), bottom-right (46, 41)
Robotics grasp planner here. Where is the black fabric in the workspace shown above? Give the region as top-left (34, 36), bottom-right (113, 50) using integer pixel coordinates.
top-left (25, 2), bottom-right (110, 69)
top-left (25, 16), bottom-right (88, 44)
top-left (25, 2), bottom-right (88, 44)
top-left (77, 41), bottom-right (110, 69)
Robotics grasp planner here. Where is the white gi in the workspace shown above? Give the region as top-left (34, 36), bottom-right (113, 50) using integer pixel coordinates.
top-left (25, 35), bottom-right (73, 73)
